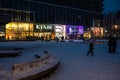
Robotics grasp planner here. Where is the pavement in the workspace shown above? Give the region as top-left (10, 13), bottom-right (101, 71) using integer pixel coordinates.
top-left (0, 40), bottom-right (120, 80)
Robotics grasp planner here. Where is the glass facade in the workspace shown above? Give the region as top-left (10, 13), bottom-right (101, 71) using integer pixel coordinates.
top-left (91, 27), bottom-right (104, 39)
top-left (6, 22), bottom-right (34, 40)
top-left (34, 24), bottom-right (54, 40)
top-left (0, 0), bottom-right (103, 27)
top-left (0, 8), bottom-right (34, 23)
top-left (33, 3), bottom-right (103, 27)
top-left (0, 0), bottom-right (104, 40)
top-left (66, 25), bottom-right (84, 39)
top-left (83, 31), bottom-right (91, 40)
top-left (54, 24), bottom-right (66, 40)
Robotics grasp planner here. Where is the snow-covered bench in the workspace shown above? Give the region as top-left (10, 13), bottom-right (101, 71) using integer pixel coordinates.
top-left (12, 53), bottom-right (50, 74)
top-left (11, 54), bottom-right (60, 80)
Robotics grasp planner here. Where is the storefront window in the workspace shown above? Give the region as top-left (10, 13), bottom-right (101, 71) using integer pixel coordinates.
top-left (83, 31), bottom-right (91, 40)
top-left (54, 25), bottom-right (66, 40)
top-left (91, 27), bottom-right (104, 39)
top-left (66, 25), bottom-right (84, 40)
top-left (35, 24), bottom-right (54, 40)
top-left (6, 22), bottom-right (34, 40)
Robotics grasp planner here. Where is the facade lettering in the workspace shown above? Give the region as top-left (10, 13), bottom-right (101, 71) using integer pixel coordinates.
top-left (36, 25), bottom-right (52, 30)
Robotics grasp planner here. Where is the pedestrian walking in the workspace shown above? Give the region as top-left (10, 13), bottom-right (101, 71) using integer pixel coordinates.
top-left (87, 42), bottom-right (94, 56)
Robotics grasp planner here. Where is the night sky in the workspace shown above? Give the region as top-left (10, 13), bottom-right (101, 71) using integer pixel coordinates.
top-left (104, 0), bottom-right (120, 13)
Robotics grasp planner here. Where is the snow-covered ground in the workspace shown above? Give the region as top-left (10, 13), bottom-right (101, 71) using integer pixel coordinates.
top-left (0, 40), bottom-right (120, 80)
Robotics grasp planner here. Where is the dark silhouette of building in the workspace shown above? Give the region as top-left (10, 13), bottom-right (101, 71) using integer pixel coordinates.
top-left (0, 0), bottom-right (104, 40)
top-left (104, 11), bottom-right (120, 38)
top-left (0, 0), bottom-right (104, 28)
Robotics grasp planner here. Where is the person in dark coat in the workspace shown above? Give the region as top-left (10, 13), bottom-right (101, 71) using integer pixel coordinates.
top-left (112, 37), bottom-right (117, 53)
top-left (108, 37), bottom-right (117, 53)
top-left (56, 37), bottom-right (59, 42)
top-left (108, 37), bottom-right (113, 53)
top-left (87, 42), bottom-right (94, 56)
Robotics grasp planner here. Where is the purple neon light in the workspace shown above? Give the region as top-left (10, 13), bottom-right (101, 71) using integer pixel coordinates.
top-left (78, 26), bottom-right (84, 34)
top-left (66, 25), bottom-right (84, 34)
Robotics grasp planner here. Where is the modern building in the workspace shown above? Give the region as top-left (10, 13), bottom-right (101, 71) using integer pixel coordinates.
top-left (0, 0), bottom-right (104, 40)
top-left (104, 11), bottom-right (120, 38)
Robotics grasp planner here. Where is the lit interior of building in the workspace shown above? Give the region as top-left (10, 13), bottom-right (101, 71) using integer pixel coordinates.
top-left (6, 22), bottom-right (34, 40)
